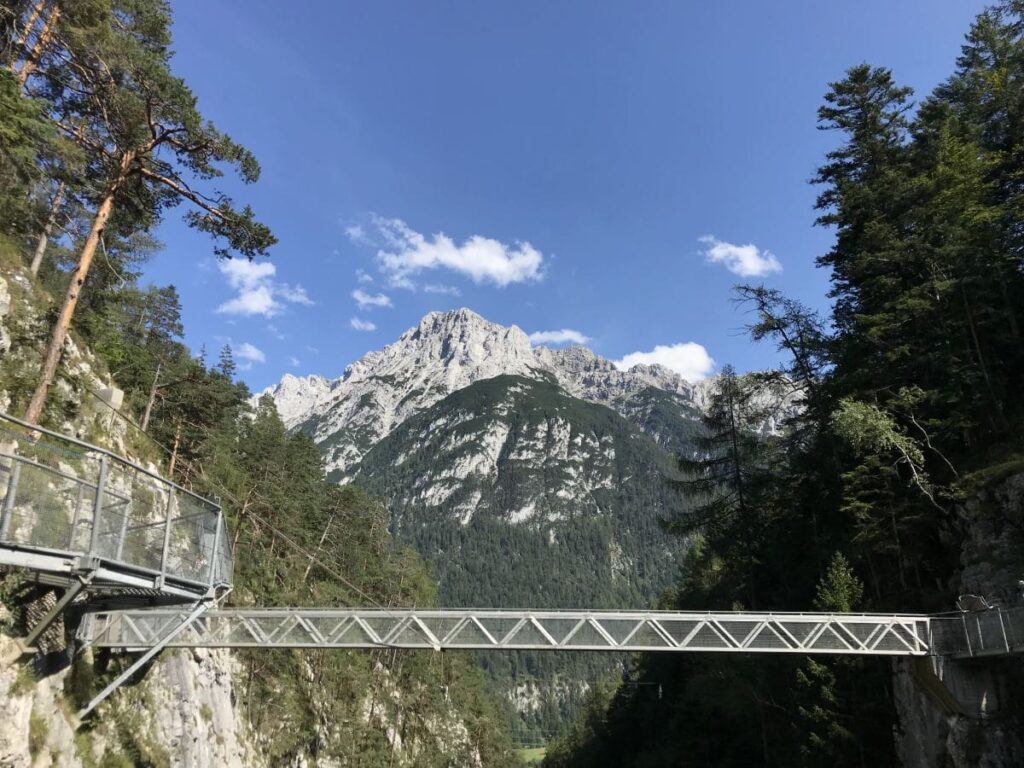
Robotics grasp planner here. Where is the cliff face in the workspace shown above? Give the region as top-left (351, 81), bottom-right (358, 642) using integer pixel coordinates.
top-left (893, 468), bottom-right (1024, 768)
top-left (0, 632), bottom-right (262, 768)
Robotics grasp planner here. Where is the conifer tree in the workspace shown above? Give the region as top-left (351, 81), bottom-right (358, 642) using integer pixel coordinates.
top-left (22, 0), bottom-right (275, 424)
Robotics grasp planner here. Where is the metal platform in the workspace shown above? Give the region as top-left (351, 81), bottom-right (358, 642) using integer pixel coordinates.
top-left (87, 607), bottom-right (935, 656)
top-left (0, 412), bottom-right (232, 606)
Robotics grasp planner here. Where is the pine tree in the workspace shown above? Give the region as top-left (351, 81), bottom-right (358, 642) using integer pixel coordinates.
top-left (22, 0), bottom-right (276, 424)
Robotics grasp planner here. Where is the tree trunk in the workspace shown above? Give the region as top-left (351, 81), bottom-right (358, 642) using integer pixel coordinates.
top-left (168, 418), bottom-right (182, 476)
top-left (28, 180), bottom-right (64, 276)
top-left (15, 1), bottom-right (59, 87)
top-left (960, 285), bottom-right (1007, 432)
top-left (24, 153), bottom-right (133, 425)
top-left (304, 513), bottom-right (335, 582)
top-left (140, 359), bottom-right (161, 432)
top-left (8, 0), bottom-right (45, 70)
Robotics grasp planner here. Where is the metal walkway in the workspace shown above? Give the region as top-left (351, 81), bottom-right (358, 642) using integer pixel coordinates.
top-left (83, 606), bottom-right (1024, 659)
top-left (87, 607), bottom-right (936, 655)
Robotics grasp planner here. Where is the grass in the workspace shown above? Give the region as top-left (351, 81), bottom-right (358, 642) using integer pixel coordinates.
top-left (517, 746), bottom-right (546, 765)
top-left (29, 709), bottom-right (47, 757)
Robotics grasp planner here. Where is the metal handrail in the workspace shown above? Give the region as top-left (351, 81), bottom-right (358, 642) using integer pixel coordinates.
top-left (0, 412), bottom-right (216, 509)
top-left (0, 411), bottom-right (232, 594)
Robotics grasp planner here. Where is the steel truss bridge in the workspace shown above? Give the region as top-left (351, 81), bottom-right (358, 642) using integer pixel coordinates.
top-left (87, 607), bottom-right (936, 655)
top-left (1, 412), bottom-right (1021, 721)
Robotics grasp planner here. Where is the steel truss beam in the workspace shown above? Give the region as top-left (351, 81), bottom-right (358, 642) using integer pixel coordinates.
top-left (88, 608), bottom-right (933, 656)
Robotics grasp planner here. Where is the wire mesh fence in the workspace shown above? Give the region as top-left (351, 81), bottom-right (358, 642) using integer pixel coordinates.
top-left (0, 412), bottom-right (231, 592)
top-left (930, 608), bottom-right (1024, 658)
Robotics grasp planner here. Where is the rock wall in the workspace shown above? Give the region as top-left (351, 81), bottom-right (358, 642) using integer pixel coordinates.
top-left (0, 631), bottom-right (263, 768)
top-left (893, 470), bottom-right (1024, 767)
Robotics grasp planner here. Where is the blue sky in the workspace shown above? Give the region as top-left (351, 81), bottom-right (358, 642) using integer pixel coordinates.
top-left (146, 0), bottom-right (987, 390)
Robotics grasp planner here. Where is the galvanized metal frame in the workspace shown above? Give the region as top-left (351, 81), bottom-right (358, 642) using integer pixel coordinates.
top-left (88, 608), bottom-right (934, 656)
top-left (0, 411), bottom-right (232, 605)
top-left (77, 599), bottom-right (213, 720)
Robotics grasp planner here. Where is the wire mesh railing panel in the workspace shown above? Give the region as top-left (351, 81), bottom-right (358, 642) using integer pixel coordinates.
top-left (0, 411), bottom-right (231, 596)
top-left (0, 458), bottom-right (93, 551)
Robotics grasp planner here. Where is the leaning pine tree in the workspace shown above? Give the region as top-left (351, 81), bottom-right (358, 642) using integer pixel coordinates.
top-left (22, 0), bottom-right (275, 424)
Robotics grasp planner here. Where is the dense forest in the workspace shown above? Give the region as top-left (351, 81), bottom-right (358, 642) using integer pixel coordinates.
top-left (545, 2), bottom-right (1024, 765)
top-left (0, 1), bottom-right (519, 764)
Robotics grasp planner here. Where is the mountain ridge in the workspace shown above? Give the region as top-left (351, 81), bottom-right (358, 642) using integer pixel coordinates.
top-left (259, 308), bottom-right (708, 478)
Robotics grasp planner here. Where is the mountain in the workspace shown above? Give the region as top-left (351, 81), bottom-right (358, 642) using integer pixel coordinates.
top-left (260, 309), bottom-right (709, 479)
top-left (353, 374), bottom-right (684, 609)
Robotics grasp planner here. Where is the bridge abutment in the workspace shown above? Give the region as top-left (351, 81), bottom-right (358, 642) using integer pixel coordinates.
top-left (894, 655), bottom-right (1024, 767)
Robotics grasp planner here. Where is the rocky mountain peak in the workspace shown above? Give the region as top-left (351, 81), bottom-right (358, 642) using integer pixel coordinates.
top-left (258, 308), bottom-right (713, 477)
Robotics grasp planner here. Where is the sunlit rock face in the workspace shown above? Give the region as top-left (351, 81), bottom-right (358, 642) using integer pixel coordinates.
top-left (259, 308), bottom-right (718, 480)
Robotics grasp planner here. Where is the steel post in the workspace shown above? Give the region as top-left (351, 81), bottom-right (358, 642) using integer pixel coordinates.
top-left (209, 511), bottom-right (223, 587)
top-left (114, 493), bottom-right (131, 560)
top-left (158, 491), bottom-right (175, 587)
top-left (68, 483), bottom-right (85, 549)
top-left (89, 455), bottom-right (108, 557)
top-left (0, 461), bottom-right (21, 540)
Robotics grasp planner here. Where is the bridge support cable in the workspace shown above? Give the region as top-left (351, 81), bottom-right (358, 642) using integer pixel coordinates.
top-left (76, 598), bottom-right (213, 720)
top-left (88, 608), bottom-right (934, 656)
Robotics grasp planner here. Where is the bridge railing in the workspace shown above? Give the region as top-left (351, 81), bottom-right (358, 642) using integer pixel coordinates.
top-left (929, 607), bottom-right (1024, 659)
top-left (0, 412), bottom-right (231, 592)
top-left (87, 608), bottom-right (934, 655)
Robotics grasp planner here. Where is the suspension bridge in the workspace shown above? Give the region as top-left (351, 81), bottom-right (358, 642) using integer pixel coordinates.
top-left (0, 412), bottom-right (1021, 720)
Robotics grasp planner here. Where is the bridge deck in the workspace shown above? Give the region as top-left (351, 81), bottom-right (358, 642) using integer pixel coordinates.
top-left (88, 607), bottom-right (937, 655)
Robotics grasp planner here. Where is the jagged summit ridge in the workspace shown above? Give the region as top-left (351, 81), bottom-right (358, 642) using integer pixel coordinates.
top-left (258, 308), bottom-right (702, 477)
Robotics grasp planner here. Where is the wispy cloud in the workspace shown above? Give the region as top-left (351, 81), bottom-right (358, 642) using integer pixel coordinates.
top-left (345, 224), bottom-right (371, 245)
top-left (351, 215), bottom-right (544, 289)
top-left (528, 328), bottom-right (591, 346)
top-left (355, 268), bottom-right (374, 285)
top-left (423, 283), bottom-right (461, 296)
top-left (266, 324), bottom-right (286, 340)
top-left (615, 342), bottom-right (715, 382)
top-left (233, 341), bottom-right (266, 371)
top-left (350, 317), bottom-right (377, 331)
top-left (352, 289), bottom-right (392, 310)
top-left (288, 356), bottom-right (300, 367)
top-left (216, 259), bottom-right (313, 317)
top-left (700, 235), bottom-right (781, 278)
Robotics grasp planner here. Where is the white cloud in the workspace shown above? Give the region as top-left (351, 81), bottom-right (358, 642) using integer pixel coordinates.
top-left (615, 342), bottom-right (715, 382)
top-left (216, 259), bottom-right (313, 317)
top-left (350, 317), bottom-right (377, 331)
top-left (528, 328), bottom-right (591, 346)
top-left (365, 216), bottom-right (544, 288)
top-left (352, 289), bottom-right (392, 310)
top-left (355, 268), bottom-right (374, 284)
top-left (345, 224), bottom-right (370, 245)
top-left (234, 342), bottom-right (265, 363)
top-left (699, 235), bottom-right (781, 277)
top-left (232, 341), bottom-right (266, 370)
top-left (266, 324), bottom-right (286, 340)
top-left (288, 356), bottom-right (300, 367)
top-left (423, 283), bottom-right (461, 296)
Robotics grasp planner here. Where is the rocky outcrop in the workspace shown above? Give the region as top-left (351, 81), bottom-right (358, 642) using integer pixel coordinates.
top-left (894, 470), bottom-right (1024, 767)
top-left (0, 631), bottom-right (261, 768)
